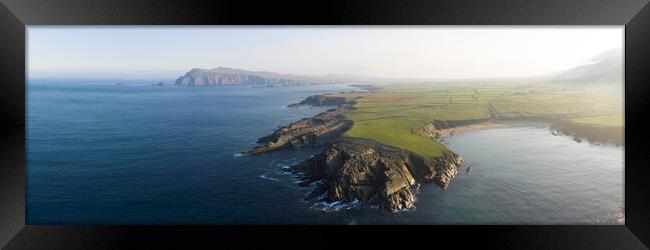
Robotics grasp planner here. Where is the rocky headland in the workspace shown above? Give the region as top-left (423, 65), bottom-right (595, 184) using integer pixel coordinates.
top-left (247, 94), bottom-right (357, 155)
top-left (290, 138), bottom-right (463, 212)
top-left (247, 106), bottom-right (353, 155)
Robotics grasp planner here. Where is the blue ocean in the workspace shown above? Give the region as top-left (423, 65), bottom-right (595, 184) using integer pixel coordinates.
top-left (27, 80), bottom-right (624, 224)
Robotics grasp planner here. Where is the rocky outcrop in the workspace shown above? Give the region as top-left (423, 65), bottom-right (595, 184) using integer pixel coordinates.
top-left (290, 138), bottom-right (464, 212)
top-left (247, 107), bottom-right (353, 155)
top-left (175, 67), bottom-right (308, 86)
top-left (288, 95), bottom-right (348, 107)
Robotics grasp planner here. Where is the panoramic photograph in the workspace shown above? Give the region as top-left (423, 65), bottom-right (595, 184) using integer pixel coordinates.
top-left (27, 27), bottom-right (624, 224)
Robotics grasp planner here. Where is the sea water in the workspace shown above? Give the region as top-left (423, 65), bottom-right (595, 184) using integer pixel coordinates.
top-left (27, 81), bottom-right (624, 224)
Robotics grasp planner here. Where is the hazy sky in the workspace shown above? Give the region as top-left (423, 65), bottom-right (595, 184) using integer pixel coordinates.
top-left (28, 26), bottom-right (623, 80)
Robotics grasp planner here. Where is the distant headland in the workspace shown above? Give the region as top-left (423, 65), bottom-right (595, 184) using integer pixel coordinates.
top-left (173, 67), bottom-right (364, 87)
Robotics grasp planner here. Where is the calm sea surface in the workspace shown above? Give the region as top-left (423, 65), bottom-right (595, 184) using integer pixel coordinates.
top-left (27, 81), bottom-right (624, 224)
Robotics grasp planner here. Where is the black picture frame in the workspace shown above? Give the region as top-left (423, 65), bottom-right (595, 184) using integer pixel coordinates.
top-left (1, 0), bottom-right (649, 249)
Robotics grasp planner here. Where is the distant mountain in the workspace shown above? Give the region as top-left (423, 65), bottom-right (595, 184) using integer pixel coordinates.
top-left (548, 49), bottom-right (623, 85)
top-left (175, 67), bottom-right (352, 87)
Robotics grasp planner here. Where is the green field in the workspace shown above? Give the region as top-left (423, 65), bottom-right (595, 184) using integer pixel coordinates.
top-left (330, 82), bottom-right (623, 159)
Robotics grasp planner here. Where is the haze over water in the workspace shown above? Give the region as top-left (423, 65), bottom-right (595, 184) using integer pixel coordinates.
top-left (27, 81), bottom-right (623, 224)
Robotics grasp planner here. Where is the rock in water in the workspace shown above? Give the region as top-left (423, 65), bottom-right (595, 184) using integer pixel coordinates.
top-left (465, 165), bottom-right (473, 175)
top-left (573, 136), bottom-right (583, 143)
top-left (290, 138), bottom-right (464, 212)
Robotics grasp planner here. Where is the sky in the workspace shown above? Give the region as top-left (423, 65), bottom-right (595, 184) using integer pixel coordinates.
top-left (28, 26), bottom-right (623, 80)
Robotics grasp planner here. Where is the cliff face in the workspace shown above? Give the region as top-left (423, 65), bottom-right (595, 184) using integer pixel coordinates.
top-left (174, 67), bottom-right (307, 86)
top-left (290, 138), bottom-right (464, 212)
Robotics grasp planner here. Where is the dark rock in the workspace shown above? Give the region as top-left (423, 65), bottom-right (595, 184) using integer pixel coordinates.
top-left (573, 136), bottom-right (583, 143)
top-left (290, 138), bottom-right (464, 212)
top-left (465, 165), bottom-right (473, 175)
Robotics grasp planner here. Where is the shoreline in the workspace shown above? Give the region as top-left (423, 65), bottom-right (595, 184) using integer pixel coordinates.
top-left (427, 118), bottom-right (623, 147)
top-left (433, 121), bottom-right (509, 137)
